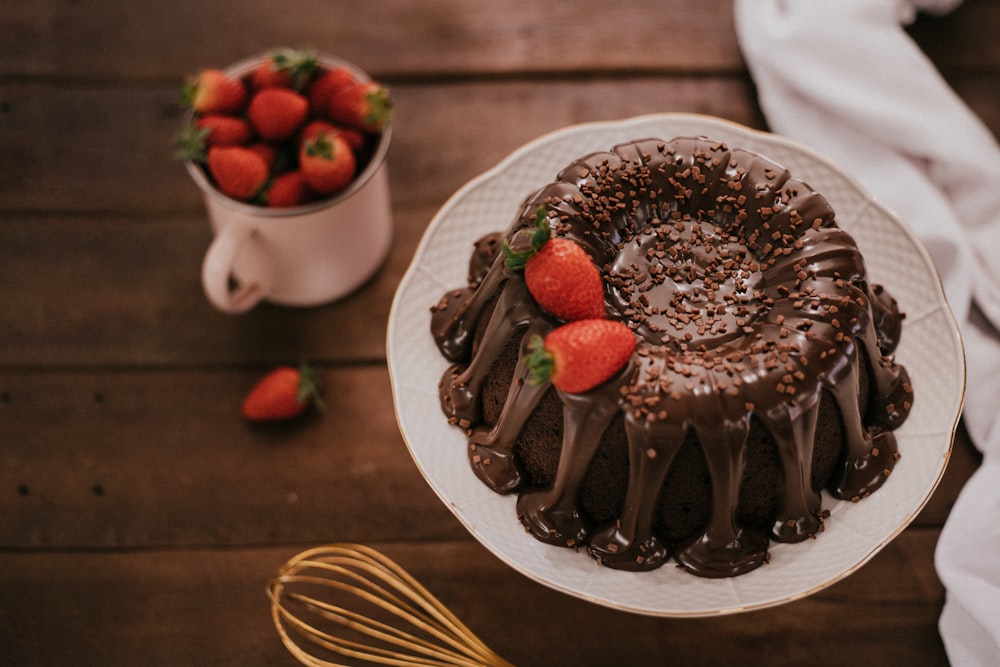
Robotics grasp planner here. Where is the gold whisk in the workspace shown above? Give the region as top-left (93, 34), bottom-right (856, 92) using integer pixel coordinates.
top-left (267, 543), bottom-right (516, 667)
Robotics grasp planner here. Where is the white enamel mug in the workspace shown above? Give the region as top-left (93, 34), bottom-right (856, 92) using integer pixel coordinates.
top-left (185, 53), bottom-right (393, 314)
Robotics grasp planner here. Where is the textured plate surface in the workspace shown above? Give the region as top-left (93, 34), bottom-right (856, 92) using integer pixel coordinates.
top-left (387, 113), bottom-right (965, 616)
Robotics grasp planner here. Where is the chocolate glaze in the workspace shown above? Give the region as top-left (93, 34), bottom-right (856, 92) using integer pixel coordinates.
top-left (430, 137), bottom-right (914, 578)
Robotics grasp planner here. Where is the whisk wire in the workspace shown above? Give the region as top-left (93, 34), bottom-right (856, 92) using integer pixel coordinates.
top-left (268, 543), bottom-right (515, 667)
top-left (281, 551), bottom-right (493, 660)
top-left (276, 587), bottom-right (484, 665)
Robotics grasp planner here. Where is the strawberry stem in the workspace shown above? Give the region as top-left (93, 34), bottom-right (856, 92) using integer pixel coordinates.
top-left (179, 76), bottom-right (200, 109)
top-left (270, 48), bottom-right (320, 91)
top-left (173, 123), bottom-right (210, 162)
top-left (304, 134), bottom-right (334, 159)
top-left (502, 207), bottom-right (551, 271)
top-left (296, 363), bottom-right (325, 412)
top-left (363, 85), bottom-right (393, 126)
top-left (524, 334), bottom-right (555, 386)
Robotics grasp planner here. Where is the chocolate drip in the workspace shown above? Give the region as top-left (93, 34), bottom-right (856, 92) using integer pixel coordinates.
top-left (468, 315), bottom-right (553, 494)
top-left (516, 370), bottom-right (630, 548)
top-left (757, 394), bottom-right (822, 543)
top-left (431, 136), bottom-right (914, 578)
top-left (588, 415), bottom-right (686, 572)
top-left (871, 283), bottom-right (904, 354)
top-left (435, 260), bottom-right (537, 426)
top-left (829, 309), bottom-right (912, 500)
top-left (430, 254), bottom-right (507, 364)
top-left (469, 233), bottom-right (503, 284)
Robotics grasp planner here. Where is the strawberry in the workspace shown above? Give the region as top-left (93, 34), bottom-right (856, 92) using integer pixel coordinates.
top-left (266, 170), bottom-right (311, 208)
top-left (299, 132), bottom-right (356, 195)
top-left (196, 114), bottom-right (252, 146)
top-left (327, 80), bottom-right (392, 132)
top-left (174, 116), bottom-right (251, 163)
top-left (241, 365), bottom-right (323, 422)
top-left (247, 142), bottom-right (279, 170)
top-left (299, 120), bottom-right (339, 146)
top-left (206, 145), bottom-right (269, 200)
top-left (307, 67), bottom-right (357, 116)
top-left (181, 69), bottom-right (247, 114)
top-left (248, 88), bottom-right (309, 141)
top-left (336, 126), bottom-right (365, 153)
top-left (250, 48), bottom-right (319, 91)
top-left (178, 55), bottom-right (390, 208)
top-left (525, 320), bottom-right (635, 394)
top-left (503, 208), bottom-right (605, 321)
top-left (300, 120), bottom-right (365, 154)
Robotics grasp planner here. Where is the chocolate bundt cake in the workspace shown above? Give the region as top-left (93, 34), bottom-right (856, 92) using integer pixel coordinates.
top-left (431, 136), bottom-right (913, 578)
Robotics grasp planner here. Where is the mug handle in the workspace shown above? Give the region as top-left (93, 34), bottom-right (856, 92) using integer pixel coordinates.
top-left (201, 223), bottom-right (273, 314)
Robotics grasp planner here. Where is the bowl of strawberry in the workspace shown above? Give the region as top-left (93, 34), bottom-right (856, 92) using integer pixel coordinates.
top-left (176, 48), bottom-right (394, 313)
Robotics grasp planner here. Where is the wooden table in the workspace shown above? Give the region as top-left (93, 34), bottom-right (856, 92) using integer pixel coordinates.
top-left (1, 2), bottom-right (992, 664)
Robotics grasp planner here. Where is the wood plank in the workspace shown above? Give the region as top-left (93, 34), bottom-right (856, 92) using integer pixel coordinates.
top-left (0, 208), bottom-right (425, 366)
top-left (909, 0), bottom-right (1000, 72)
top-left (0, 366), bottom-right (465, 548)
top-left (0, 545), bottom-right (295, 666)
top-left (1, 0), bottom-right (745, 80)
top-left (0, 532), bottom-right (948, 666)
top-left (2, 0), bottom-right (996, 81)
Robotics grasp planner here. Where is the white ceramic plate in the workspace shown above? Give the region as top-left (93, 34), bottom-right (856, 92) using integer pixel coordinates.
top-left (387, 113), bottom-right (965, 616)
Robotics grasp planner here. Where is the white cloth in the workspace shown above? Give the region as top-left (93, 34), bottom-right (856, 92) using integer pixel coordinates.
top-left (734, 1), bottom-right (1000, 664)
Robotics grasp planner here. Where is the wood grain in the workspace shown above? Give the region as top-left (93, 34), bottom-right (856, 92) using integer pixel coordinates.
top-left (4, 0), bottom-right (998, 79)
top-left (0, 534), bottom-right (948, 667)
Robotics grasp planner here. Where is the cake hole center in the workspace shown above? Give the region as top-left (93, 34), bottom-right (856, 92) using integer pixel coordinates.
top-left (607, 216), bottom-right (765, 349)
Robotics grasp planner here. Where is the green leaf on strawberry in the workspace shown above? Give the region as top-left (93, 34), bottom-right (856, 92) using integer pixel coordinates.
top-left (173, 123), bottom-right (211, 162)
top-left (502, 207), bottom-right (552, 271)
top-left (300, 132), bottom-right (356, 195)
top-left (252, 48), bottom-right (320, 91)
top-left (327, 80), bottom-right (392, 133)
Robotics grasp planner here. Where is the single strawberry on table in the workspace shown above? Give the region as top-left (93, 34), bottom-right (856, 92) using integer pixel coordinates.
top-left (503, 208), bottom-right (606, 322)
top-left (242, 365), bottom-right (324, 422)
top-left (525, 320), bottom-right (635, 394)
